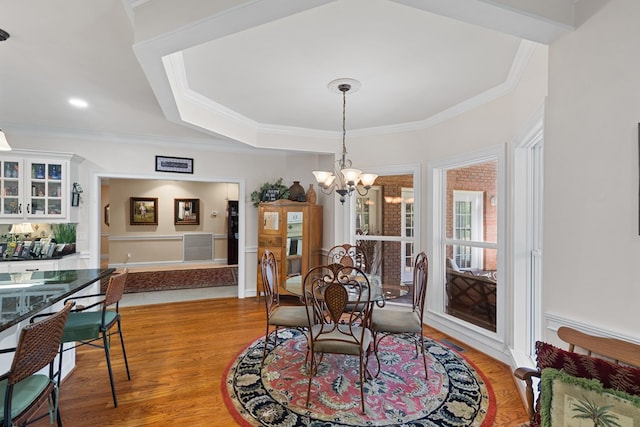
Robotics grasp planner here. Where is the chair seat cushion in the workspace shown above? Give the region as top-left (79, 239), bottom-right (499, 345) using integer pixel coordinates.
top-left (269, 306), bottom-right (309, 328)
top-left (62, 310), bottom-right (119, 342)
top-left (311, 324), bottom-right (372, 355)
top-left (0, 374), bottom-right (51, 421)
top-left (371, 309), bottom-right (421, 334)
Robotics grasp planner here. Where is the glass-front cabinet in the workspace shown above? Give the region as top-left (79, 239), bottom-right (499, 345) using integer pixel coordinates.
top-left (1, 160), bottom-right (21, 217)
top-left (0, 152), bottom-right (77, 221)
top-left (27, 160), bottom-right (65, 218)
top-left (257, 199), bottom-right (323, 299)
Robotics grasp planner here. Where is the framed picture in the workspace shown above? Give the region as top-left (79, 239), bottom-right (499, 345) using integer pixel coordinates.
top-left (155, 155), bottom-right (194, 174)
top-left (174, 198), bottom-right (200, 225)
top-left (46, 243), bottom-right (56, 258)
top-left (130, 197), bottom-right (158, 225)
top-left (13, 242), bottom-right (23, 257)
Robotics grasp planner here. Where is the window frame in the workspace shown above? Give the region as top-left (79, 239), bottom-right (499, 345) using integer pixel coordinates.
top-left (428, 145), bottom-right (506, 351)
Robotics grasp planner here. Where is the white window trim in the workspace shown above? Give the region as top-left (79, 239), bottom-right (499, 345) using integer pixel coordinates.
top-left (428, 144), bottom-right (507, 363)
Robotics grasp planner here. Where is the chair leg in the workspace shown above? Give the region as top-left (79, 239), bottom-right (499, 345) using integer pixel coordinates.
top-left (306, 352), bottom-right (314, 408)
top-left (359, 353), bottom-right (366, 414)
top-left (53, 386), bottom-right (63, 426)
top-left (102, 332), bottom-right (118, 408)
top-left (262, 326), bottom-right (281, 367)
top-left (372, 332), bottom-right (387, 378)
top-left (261, 324), bottom-right (271, 367)
top-left (418, 332), bottom-right (428, 380)
top-left (49, 359), bottom-right (63, 427)
top-left (57, 344), bottom-right (64, 390)
top-left (116, 319), bottom-right (131, 380)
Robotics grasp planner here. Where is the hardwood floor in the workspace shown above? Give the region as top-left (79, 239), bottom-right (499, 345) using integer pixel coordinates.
top-left (31, 297), bottom-right (529, 426)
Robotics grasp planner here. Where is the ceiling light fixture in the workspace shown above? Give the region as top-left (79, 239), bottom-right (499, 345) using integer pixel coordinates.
top-left (313, 78), bottom-right (377, 205)
top-left (68, 98), bottom-right (88, 108)
top-left (0, 129), bottom-right (12, 151)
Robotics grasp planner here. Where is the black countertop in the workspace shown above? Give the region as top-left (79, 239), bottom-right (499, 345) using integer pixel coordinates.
top-left (0, 268), bottom-right (115, 332)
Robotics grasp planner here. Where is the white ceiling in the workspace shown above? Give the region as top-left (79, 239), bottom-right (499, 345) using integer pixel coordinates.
top-left (0, 0), bottom-right (593, 153)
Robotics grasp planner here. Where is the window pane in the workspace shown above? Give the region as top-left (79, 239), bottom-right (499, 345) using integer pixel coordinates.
top-left (444, 245), bottom-right (497, 332)
top-left (445, 161), bottom-right (497, 243)
top-left (355, 174), bottom-right (415, 305)
top-left (356, 175), bottom-right (414, 237)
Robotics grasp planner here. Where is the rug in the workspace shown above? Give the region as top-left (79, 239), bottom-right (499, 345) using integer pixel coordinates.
top-left (107, 266), bottom-right (238, 293)
top-left (222, 328), bottom-right (495, 426)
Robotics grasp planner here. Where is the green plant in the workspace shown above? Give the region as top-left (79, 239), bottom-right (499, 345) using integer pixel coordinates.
top-left (51, 223), bottom-right (77, 243)
top-left (250, 178), bottom-right (290, 207)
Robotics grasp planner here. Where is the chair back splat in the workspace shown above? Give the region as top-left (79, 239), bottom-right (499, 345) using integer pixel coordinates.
top-left (1, 301), bottom-right (74, 427)
top-left (327, 244), bottom-right (369, 274)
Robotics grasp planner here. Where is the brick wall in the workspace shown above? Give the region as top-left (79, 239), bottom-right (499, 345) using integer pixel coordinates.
top-left (376, 175), bottom-right (413, 285)
top-left (445, 161), bottom-right (497, 270)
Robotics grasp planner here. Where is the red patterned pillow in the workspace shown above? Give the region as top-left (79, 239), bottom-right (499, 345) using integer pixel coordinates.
top-left (528, 341), bottom-right (640, 426)
top-left (536, 341), bottom-right (640, 395)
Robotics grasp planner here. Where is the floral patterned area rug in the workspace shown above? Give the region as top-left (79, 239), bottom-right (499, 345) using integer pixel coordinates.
top-left (222, 329), bottom-right (495, 426)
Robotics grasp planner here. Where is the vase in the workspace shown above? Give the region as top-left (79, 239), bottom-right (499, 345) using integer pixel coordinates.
top-left (306, 184), bottom-right (317, 204)
top-left (288, 181), bottom-right (306, 202)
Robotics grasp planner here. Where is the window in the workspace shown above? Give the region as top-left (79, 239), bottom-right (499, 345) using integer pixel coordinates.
top-left (432, 152), bottom-right (502, 336)
top-left (353, 172), bottom-right (417, 303)
top-left (453, 190), bottom-right (484, 270)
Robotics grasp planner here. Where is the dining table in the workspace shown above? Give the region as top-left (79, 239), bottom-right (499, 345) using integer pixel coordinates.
top-left (0, 267), bottom-right (115, 377)
top-left (284, 274), bottom-right (410, 307)
top-left (0, 268), bottom-right (115, 332)
top-left (284, 273), bottom-right (386, 304)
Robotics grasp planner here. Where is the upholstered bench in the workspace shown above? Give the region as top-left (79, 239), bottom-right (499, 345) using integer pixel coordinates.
top-left (514, 326), bottom-right (640, 426)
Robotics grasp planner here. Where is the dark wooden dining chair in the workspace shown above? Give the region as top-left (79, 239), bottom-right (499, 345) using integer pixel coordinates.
top-left (0, 301), bottom-right (74, 427)
top-left (303, 263), bottom-right (373, 414)
top-left (260, 249), bottom-right (310, 367)
top-left (371, 252), bottom-right (429, 378)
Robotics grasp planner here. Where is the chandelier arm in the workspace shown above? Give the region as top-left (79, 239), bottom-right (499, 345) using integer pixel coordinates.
top-left (317, 184), bottom-right (336, 195)
top-left (355, 186), bottom-right (370, 197)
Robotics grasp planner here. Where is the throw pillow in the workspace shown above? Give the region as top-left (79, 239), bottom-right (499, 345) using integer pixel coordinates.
top-left (536, 341), bottom-right (640, 396)
top-left (528, 341), bottom-right (640, 426)
top-left (539, 368), bottom-right (640, 427)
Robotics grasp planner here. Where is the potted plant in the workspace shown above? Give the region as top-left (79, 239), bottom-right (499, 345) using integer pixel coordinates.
top-left (51, 223), bottom-right (77, 254)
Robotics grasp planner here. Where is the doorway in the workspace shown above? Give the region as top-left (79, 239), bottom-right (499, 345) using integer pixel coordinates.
top-left (94, 175), bottom-right (244, 298)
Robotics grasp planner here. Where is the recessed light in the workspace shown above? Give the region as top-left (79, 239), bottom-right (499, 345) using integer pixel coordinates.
top-left (69, 98), bottom-right (89, 108)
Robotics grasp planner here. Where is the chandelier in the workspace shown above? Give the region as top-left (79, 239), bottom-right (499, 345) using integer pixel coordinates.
top-left (313, 78), bottom-right (377, 205)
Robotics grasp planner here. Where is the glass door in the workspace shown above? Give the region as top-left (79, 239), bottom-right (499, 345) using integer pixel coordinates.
top-left (0, 160), bottom-right (22, 217)
top-left (27, 160), bottom-right (65, 218)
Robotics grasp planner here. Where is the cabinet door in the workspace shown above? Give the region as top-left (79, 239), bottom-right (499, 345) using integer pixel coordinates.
top-left (26, 159), bottom-right (66, 218)
top-left (259, 205), bottom-right (283, 236)
top-left (0, 159), bottom-right (23, 218)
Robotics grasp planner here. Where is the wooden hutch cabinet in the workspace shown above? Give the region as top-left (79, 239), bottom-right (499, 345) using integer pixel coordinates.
top-left (257, 199), bottom-right (322, 299)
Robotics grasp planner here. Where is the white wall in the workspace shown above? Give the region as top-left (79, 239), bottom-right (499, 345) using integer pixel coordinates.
top-left (544, 0), bottom-right (640, 340)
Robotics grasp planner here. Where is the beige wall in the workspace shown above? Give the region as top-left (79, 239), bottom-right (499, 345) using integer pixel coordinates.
top-left (544, 0), bottom-right (640, 340)
top-left (107, 179), bottom-right (238, 266)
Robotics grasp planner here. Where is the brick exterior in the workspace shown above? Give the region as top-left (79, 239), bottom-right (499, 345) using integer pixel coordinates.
top-left (375, 175), bottom-right (413, 285)
top-left (446, 161), bottom-right (497, 271)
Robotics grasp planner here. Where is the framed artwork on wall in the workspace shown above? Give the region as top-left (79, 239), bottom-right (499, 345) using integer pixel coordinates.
top-left (155, 155), bottom-right (194, 174)
top-left (174, 198), bottom-right (199, 225)
top-left (130, 197), bottom-right (158, 225)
